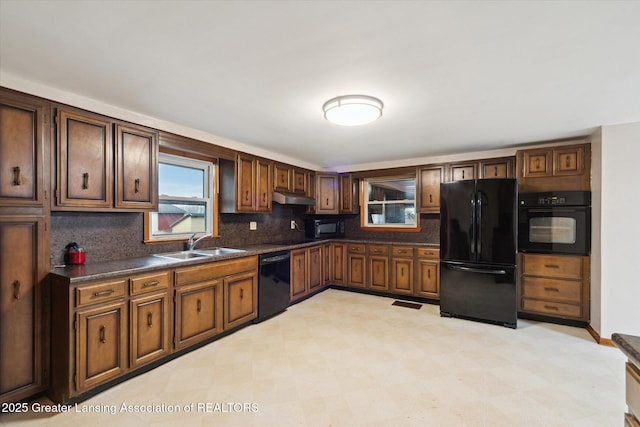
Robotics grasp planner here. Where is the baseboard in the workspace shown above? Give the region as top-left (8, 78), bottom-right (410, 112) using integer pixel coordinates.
top-left (587, 324), bottom-right (616, 347)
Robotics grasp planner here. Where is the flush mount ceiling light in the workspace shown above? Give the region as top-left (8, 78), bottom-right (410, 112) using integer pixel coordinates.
top-left (322, 95), bottom-right (383, 126)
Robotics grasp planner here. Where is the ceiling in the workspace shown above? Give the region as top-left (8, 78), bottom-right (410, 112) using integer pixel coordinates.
top-left (1, 1), bottom-right (639, 171)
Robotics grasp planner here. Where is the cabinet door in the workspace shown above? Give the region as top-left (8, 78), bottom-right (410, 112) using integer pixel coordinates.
top-left (255, 158), bottom-right (272, 212)
top-left (480, 157), bottom-right (514, 179)
top-left (290, 249), bottom-right (307, 301)
top-left (332, 243), bottom-right (345, 284)
top-left (322, 243), bottom-right (331, 285)
top-left (236, 154), bottom-right (256, 212)
top-left (305, 172), bottom-right (316, 214)
top-left (224, 271), bottom-right (257, 330)
top-left (292, 169), bottom-right (306, 193)
top-left (391, 258), bottom-right (414, 295)
top-left (316, 173), bottom-right (339, 214)
top-left (415, 259), bottom-right (439, 299)
top-left (417, 166), bottom-right (444, 213)
top-left (115, 123), bottom-right (158, 210)
top-left (0, 217), bottom-right (46, 401)
top-left (0, 91), bottom-right (47, 206)
top-left (273, 164), bottom-right (291, 192)
top-left (369, 256), bottom-right (389, 291)
top-left (347, 254), bottom-right (366, 288)
top-left (76, 301), bottom-right (127, 391)
top-left (521, 148), bottom-right (552, 178)
top-left (554, 145), bottom-right (585, 176)
top-left (308, 246), bottom-right (323, 293)
top-left (174, 280), bottom-right (223, 350)
top-left (339, 173), bottom-right (357, 214)
top-left (130, 291), bottom-right (170, 369)
top-left (448, 163), bottom-right (477, 182)
top-left (57, 109), bottom-right (113, 208)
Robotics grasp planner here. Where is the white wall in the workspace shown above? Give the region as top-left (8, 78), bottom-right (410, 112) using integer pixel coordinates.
top-left (590, 128), bottom-right (602, 335)
top-left (599, 122), bottom-right (640, 338)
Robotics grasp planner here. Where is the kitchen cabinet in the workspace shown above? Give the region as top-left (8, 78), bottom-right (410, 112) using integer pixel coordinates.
top-left (315, 173), bottom-right (339, 214)
top-left (0, 90), bottom-right (49, 207)
top-left (114, 123), bottom-right (158, 210)
top-left (339, 173), bottom-right (358, 214)
top-left (322, 242), bottom-right (331, 285)
top-left (0, 216), bottom-right (48, 404)
top-left (290, 244), bottom-right (325, 302)
top-left (347, 243), bottom-right (367, 288)
top-left (415, 248), bottom-right (440, 299)
top-left (519, 253), bottom-right (590, 322)
top-left (292, 168), bottom-right (306, 193)
top-left (390, 246), bottom-right (414, 295)
top-left (220, 154), bottom-right (272, 213)
top-left (517, 142), bottom-right (590, 192)
top-left (223, 271), bottom-right (258, 330)
top-left (447, 162), bottom-right (477, 182)
top-left (273, 163), bottom-right (307, 194)
top-left (305, 172), bottom-right (316, 214)
top-left (129, 271), bottom-right (171, 369)
top-left (417, 165), bottom-right (444, 213)
top-left (331, 242), bottom-right (346, 285)
top-left (368, 244), bottom-right (389, 292)
top-left (479, 157), bottom-right (515, 179)
top-left (55, 107), bottom-right (159, 211)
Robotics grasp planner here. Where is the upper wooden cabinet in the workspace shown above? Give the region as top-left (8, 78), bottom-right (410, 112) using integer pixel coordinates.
top-left (339, 173), bottom-right (358, 214)
top-left (447, 162), bottom-right (477, 182)
top-left (115, 123), bottom-right (158, 210)
top-left (0, 90), bottom-right (49, 207)
top-left (292, 168), bottom-right (306, 194)
top-left (479, 157), bottom-right (515, 179)
top-left (417, 165), bottom-right (444, 213)
top-left (315, 173), bottom-right (339, 214)
top-left (517, 142), bottom-right (590, 192)
top-left (220, 154), bottom-right (272, 213)
top-left (55, 107), bottom-right (158, 211)
top-left (273, 163), bottom-right (307, 194)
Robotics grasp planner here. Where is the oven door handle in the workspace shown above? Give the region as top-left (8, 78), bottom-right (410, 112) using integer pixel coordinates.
top-left (522, 207), bottom-right (585, 213)
top-left (447, 264), bottom-right (507, 275)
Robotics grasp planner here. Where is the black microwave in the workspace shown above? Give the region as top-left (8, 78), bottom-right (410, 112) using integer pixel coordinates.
top-left (305, 218), bottom-right (345, 239)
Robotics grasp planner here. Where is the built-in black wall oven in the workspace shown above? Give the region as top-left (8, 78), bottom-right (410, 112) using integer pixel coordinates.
top-left (518, 191), bottom-right (591, 255)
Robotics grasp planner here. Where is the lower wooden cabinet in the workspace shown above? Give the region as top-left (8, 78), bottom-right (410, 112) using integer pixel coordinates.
top-left (224, 271), bottom-right (257, 330)
top-left (290, 244), bottom-right (326, 302)
top-left (290, 249), bottom-right (307, 301)
top-left (175, 280), bottom-right (223, 349)
top-left (347, 244), bottom-right (367, 288)
top-left (391, 246), bottom-right (415, 295)
top-left (519, 253), bottom-right (590, 322)
top-left (331, 242), bottom-right (345, 285)
top-left (415, 248), bottom-right (440, 299)
top-left (368, 245), bottom-right (389, 292)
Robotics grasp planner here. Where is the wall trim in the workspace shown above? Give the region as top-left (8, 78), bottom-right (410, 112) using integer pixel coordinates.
top-left (587, 324), bottom-right (615, 347)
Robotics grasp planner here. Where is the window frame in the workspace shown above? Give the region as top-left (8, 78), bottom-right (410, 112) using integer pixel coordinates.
top-left (360, 174), bottom-right (420, 232)
top-left (144, 151), bottom-right (218, 243)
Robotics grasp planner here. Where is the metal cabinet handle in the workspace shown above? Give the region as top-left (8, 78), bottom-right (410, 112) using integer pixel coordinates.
top-left (82, 172), bottom-right (89, 189)
top-left (401, 267), bottom-right (405, 276)
top-left (544, 305), bottom-right (559, 311)
top-left (240, 288), bottom-right (244, 299)
top-left (565, 155), bottom-right (571, 167)
top-left (326, 198), bottom-right (329, 206)
top-left (428, 270), bottom-right (431, 279)
top-left (544, 264), bottom-right (559, 269)
top-left (197, 299), bottom-right (202, 313)
top-left (134, 178), bottom-right (140, 193)
top-left (462, 170), bottom-right (465, 179)
top-left (494, 166), bottom-right (498, 177)
top-left (94, 289), bottom-right (115, 297)
top-left (544, 287), bottom-right (560, 292)
top-left (13, 280), bottom-right (21, 299)
top-left (262, 192), bottom-right (266, 202)
top-left (147, 312), bottom-right (153, 327)
top-left (246, 190), bottom-right (250, 200)
top-left (143, 281), bottom-right (159, 288)
top-left (535, 158), bottom-right (540, 169)
top-left (99, 326), bottom-right (106, 343)
top-left (429, 194), bottom-right (433, 203)
top-left (12, 166), bottom-right (21, 185)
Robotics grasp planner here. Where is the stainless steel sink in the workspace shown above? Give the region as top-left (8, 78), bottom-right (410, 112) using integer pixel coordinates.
top-left (194, 248), bottom-right (247, 256)
top-left (153, 251), bottom-right (211, 260)
top-left (153, 248), bottom-right (246, 261)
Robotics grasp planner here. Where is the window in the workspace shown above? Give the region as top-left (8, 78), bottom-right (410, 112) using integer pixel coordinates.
top-left (361, 175), bottom-right (419, 230)
top-left (145, 152), bottom-right (215, 242)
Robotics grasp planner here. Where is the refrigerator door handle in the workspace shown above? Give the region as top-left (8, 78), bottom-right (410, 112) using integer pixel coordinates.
top-left (447, 264), bottom-right (507, 275)
top-left (476, 194), bottom-right (482, 256)
top-left (470, 198), bottom-right (476, 256)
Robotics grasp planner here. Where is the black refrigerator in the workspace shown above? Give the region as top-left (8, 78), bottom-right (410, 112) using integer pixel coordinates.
top-left (440, 179), bottom-right (517, 328)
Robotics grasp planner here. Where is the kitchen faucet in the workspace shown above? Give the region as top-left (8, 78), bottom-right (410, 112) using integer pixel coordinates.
top-left (186, 233), bottom-right (213, 251)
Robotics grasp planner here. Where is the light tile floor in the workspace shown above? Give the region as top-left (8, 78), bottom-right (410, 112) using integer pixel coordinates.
top-left (0, 289), bottom-right (627, 426)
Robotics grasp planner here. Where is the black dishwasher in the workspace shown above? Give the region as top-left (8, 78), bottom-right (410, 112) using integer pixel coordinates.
top-left (254, 251), bottom-right (291, 323)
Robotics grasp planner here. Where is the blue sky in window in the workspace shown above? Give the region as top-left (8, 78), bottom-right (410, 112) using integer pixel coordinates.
top-left (158, 163), bottom-right (204, 198)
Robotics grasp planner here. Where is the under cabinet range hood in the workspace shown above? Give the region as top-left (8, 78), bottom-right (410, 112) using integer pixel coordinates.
top-left (272, 191), bottom-right (315, 206)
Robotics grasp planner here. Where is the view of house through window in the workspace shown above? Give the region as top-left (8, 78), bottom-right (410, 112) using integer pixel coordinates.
top-left (362, 175), bottom-right (418, 229)
top-left (147, 153), bottom-right (214, 241)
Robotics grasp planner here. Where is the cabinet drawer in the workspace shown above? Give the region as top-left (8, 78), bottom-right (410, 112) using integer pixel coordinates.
top-left (76, 280), bottom-right (127, 307)
top-left (392, 246), bottom-right (414, 257)
top-left (347, 244), bottom-right (366, 254)
top-left (368, 245), bottom-right (389, 255)
top-left (130, 271), bottom-right (170, 295)
top-left (521, 276), bottom-right (581, 304)
top-left (417, 248), bottom-right (440, 259)
top-left (175, 256), bottom-right (257, 286)
top-left (628, 362), bottom-right (640, 421)
top-left (521, 254), bottom-right (583, 279)
top-left (521, 298), bottom-right (581, 318)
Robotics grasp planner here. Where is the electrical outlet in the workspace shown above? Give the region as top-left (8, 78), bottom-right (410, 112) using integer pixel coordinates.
top-left (290, 220), bottom-right (296, 230)
top-left (250, 221), bottom-right (257, 230)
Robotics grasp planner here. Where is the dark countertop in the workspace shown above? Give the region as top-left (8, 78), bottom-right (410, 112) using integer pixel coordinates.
top-left (612, 333), bottom-right (640, 368)
top-left (50, 239), bottom-right (439, 284)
